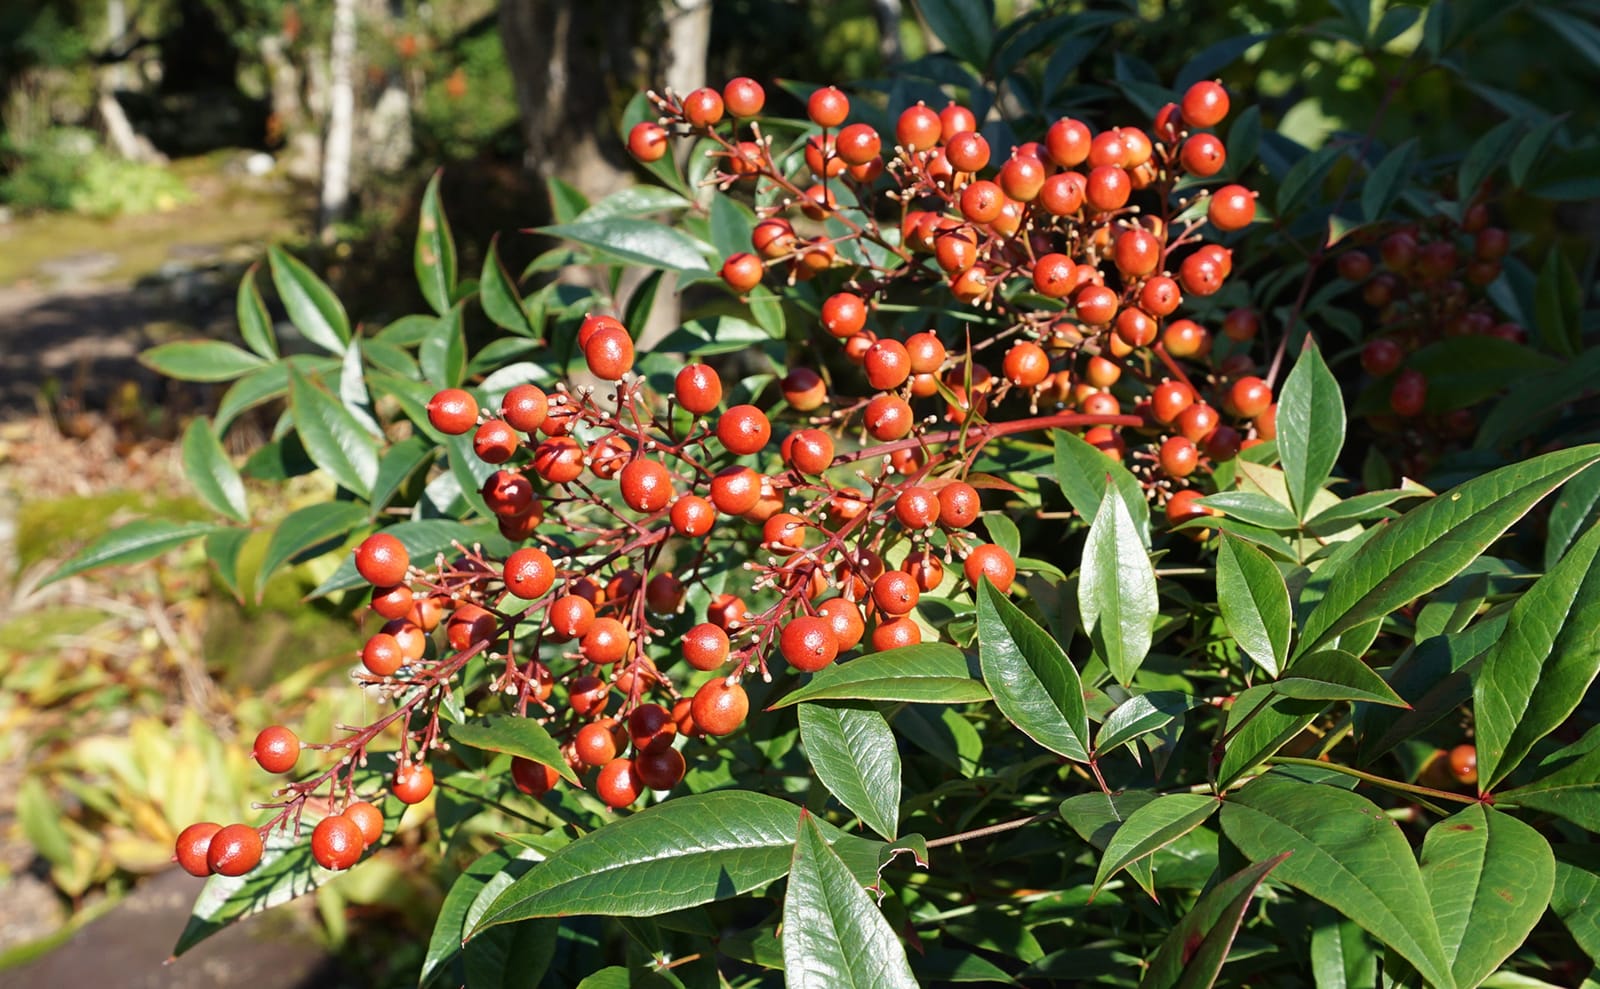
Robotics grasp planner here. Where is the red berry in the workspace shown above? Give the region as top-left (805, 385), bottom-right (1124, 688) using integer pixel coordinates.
top-left (1002, 342), bottom-right (1050, 387)
top-left (780, 616), bottom-right (839, 672)
top-left (596, 757), bottom-right (644, 809)
top-left (585, 325), bottom-right (635, 380)
top-left (1180, 133), bottom-right (1226, 176)
top-left (964, 543), bottom-right (1016, 594)
top-left (1162, 318), bottom-right (1208, 358)
top-left (1448, 744), bottom-right (1478, 785)
top-left (896, 104), bottom-right (942, 151)
top-left (783, 429), bottom-right (834, 475)
top-left (782, 367), bottom-right (828, 410)
top-left (709, 466), bottom-right (763, 515)
top-left (1208, 185), bottom-right (1256, 231)
top-left (1229, 377), bottom-right (1273, 419)
top-left (1045, 118), bottom-right (1091, 167)
top-left (871, 617), bottom-right (922, 651)
top-left (1390, 369), bottom-right (1427, 417)
top-left (581, 617), bottom-right (630, 665)
top-left (207, 823), bottom-right (264, 877)
top-left (822, 292), bottom-right (867, 338)
top-left (427, 388), bottom-right (478, 434)
top-left (807, 87), bottom-right (849, 128)
top-left (1159, 436), bottom-right (1199, 478)
top-left (568, 675), bottom-right (610, 717)
top-left (1113, 229), bottom-right (1162, 279)
top-left (472, 418), bottom-right (520, 464)
top-left (634, 746), bottom-right (687, 791)
top-left (939, 103), bottom-right (977, 141)
top-left (864, 394), bottom-right (914, 440)
top-left (864, 339), bottom-right (912, 390)
top-left (1150, 381), bottom-right (1195, 425)
top-left (628, 121), bottom-right (669, 162)
top-left (503, 547), bottom-right (556, 600)
top-left (1181, 81), bottom-right (1230, 128)
top-left (683, 622), bottom-right (731, 671)
top-left (872, 570), bottom-right (921, 616)
top-left (1361, 339), bottom-right (1404, 377)
top-left (355, 533), bottom-right (409, 587)
top-left (549, 594), bottom-right (596, 640)
top-left (895, 486), bottom-right (939, 529)
top-left (1039, 171), bottom-right (1086, 216)
top-left (906, 332), bottom-right (947, 374)
top-left (175, 822), bottom-right (222, 877)
top-left (691, 679), bottom-right (749, 736)
top-left (959, 180), bottom-right (1004, 224)
top-left (362, 632), bottom-right (404, 676)
top-left (675, 363), bottom-right (723, 414)
top-left (717, 405), bottom-right (772, 455)
top-left (938, 481), bottom-right (981, 528)
top-left (343, 802), bottom-right (384, 846)
top-left (512, 756), bottom-right (562, 795)
top-left (945, 131), bottom-right (990, 172)
top-left (629, 703), bottom-right (678, 752)
top-left (312, 814), bottom-right (365, 871)
top-left (252, 725), bottom-right (300, 775)
top-left (682, 87), bottom-right (724, 129)
top-left (671, 494), bottom-right (716, 537)
top-left (723, 77), bottom-right (765, 117)
top-left (1085, 165), bottom-right (1131, 211)
top-left (720, 252), bottom-right (764, 292)
top-left (836, 123), bottom-right (881, 165)
top-left (620, 459), bottom-right (674, 513)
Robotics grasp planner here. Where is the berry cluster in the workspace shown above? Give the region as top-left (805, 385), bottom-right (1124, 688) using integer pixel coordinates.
top-left (1340, 202), bottom-right (1521, 475)
top-left (175, 73), bottom-right (1271, 876)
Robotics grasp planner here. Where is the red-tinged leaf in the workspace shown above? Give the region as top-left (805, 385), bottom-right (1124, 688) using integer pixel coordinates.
top-left (1137, 854), bottom-right (1288, 989)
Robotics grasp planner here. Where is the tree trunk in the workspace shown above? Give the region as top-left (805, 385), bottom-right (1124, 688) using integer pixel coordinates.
top-left (98, 0), bottom-right (162, 162)
top-left (319, 0), bottom-right (358, 241)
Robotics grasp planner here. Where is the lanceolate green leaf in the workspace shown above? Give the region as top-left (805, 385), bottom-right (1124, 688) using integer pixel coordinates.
top-left (448, 715), bottom-right (580, 786)
top-left (1420, 804), bottom-right (1554, 989)
top-left (45, 519), bottom-right (228, 585)
top-left (1474, 519), bottom-right (1600, 789)
top-left (539, 219), bottom-right (711, 273)
top-left (253, 501), bottom-right (367, 597)
top-left (1221, 775), bottom-right (1455, 989)
top-left (798, 703), bottom-right (900, 840)
top-left (1095, 691), bottom-right (1200, 755)
top-left (480, 235), bottom-right (539, 337)
top-left (421, 847), bottom-right (545, 989)
top-left (1092, 793), bottom-right (1219, 895)
top-left (141, 340), bottom-right (268, 382)
top-left (1052, 430), bottom-right (1150, 545)
top-left (1545, 460), bottom-right (1600, 570)
top-left (1078, 483), bottom-right (1158, 686)
top-left (783, 813), bottom-right (919, 989)
top-left (1058, 791), bottom-right (1156, 899)
top-left (769, 643), bottom-right (987, 708)
top-left (1215, 686), bottom-right (1324, 790)
top-left (1137, 854), bottom-right (1288, 989)
top-left (1277, 342), bottom-right (1345, 520)
top-left (415, 170), bottom-right (458, 316)
top-left (474, 792), bottom-right (871, 929)
top-left (913, 0), bottom-right (995, 67)
top-left (420, 305), bottom-right (467, 388)
top-left (268, 245), bottom-right (351, 354)
top-left (1296, 444), bottom-right (1600, 658)
top-left (976, 579), bottom-right (1091, 762)
top-left (236, 264), bottom-right (278, 359)
top-left (288, 366), bottom-right (379, 499)
top-left (181, 417), bottom-right (249, 523)
top-left (1496, 729), bottom-right (1600, 829)
top-left (1273, 649), bottom-right (1407, 707)
top-left (1216, 534), bottom-right (1291, 677)
top-left (1550, 845), bottom-right (1600, 963)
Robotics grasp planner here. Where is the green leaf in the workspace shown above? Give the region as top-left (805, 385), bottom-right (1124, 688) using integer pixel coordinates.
top-left (798, 703), bottom-right (900, 841)
top-left (1545, 461), bottom-right (1600, 570)
top-left (1550, 846), bottom-right (1600, 964)
top-left (173, 756), bottom-right (406, 956)
top-left (253, 501), bottom-right (367, 597)
top-left (421, 847), bottom-right (546, 989)
top-left (309, 519), bottom-right (512, 597)
top-left (181, 418), bottom-right (249, 523)
top-left (1052, 430), bottom-right (1150, 545)
top-left (913, 0), bottom-right (995, 66)
top-left (480, 235), bottom-right (540, 338)
top-left (546, 176), bottom-right (588, 223)
top-left (1474, 519), bottom-right (1600, 789)
top-left (236, 265), bottom-right (277, 359)
top-left (1458, 119), bottom-right (1521, 202)
top-left (268, 245), bottom-right (350, 354)
top-left (1197, 491), bottom-right (1299, 531)
top-left (1215, 686), bottom-right (1324, 790)
top-left (1360, 139), bottom-right (1418, 224)
top-left (1420, 804), bottom-right (1554, 989)
top-left (205, 527), bottom-right (249, 601)
top-left (45, 519), bottom-right (227, 585)
top-left (575, 186), bottom-right (693, 222)
top-left (17, 777), bottom-right (71, 868)
top-left (415, 171), bottom-right (458, 316)
top-left (1095, 691), bottom-right (1200, 756)
top-left (215, 362), bottom-right (293, 433)
top-left (1216, 535), bottom-right (1292, 678)
top-left (769, 644), bottom-right (987, 708)
top-left (1274, 649), bottom-right (1406, 707)
top-left (288, 366), bottom-right (379, 499)
top-left (977, 579), bottom-right (1090, 762)
top-left (1079, 483), bottom-right (1158, 686)
top-left (448, 716), bottom-right (580, 787)
top-left (420, 304), bottom-right (467, 388)
top-left (474, 792), bottom-right (872, 928)
top-left (140, 340), bottom-right (268, 382)
top-left (1058, 791), bottom-right (1157, 899)
top-left (1497, 732), bottom-right (1600, 829)
top-left (784, 813), bottom-right (919, 989)
top-left (369, 434), bottom-right (434, 513)
top-left (1093, 794), bottom-right (1218, 895)
top-left (1296, 444), bottom-right (1600, 658)
top-left (1277, 342), bottom-right (1345, 520)
top-left (1276, 144), bottom-right (1344, 216)
top-left (538, 219), bottom-right (710, 273)
top-left (1137, 854), bottom-right (1288, 989)
top-left (1533, 248), bottom-right (1582, 358)
top-left (1309, 908), bottom-right (1377, 989)
top-left (1221, 775), bottom-right (1454, 989)
top-left (708, 193), bottom-right (754, 261)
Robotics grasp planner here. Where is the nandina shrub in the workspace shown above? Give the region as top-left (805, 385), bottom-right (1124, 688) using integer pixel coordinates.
top-left (49, 9), bottom-right (1600, 988)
